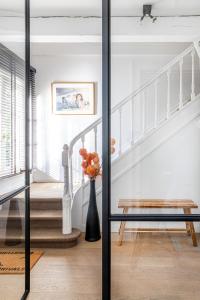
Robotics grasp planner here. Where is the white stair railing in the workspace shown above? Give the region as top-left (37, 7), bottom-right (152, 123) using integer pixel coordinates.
top-left (62, 43), bottom-right (200, 234)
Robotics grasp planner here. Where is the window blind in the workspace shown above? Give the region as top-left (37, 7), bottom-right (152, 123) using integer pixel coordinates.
top-left (0, 44), bottom-right (26, 178)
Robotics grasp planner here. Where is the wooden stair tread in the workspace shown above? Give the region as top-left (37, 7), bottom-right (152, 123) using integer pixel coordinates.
top-left (118, 199), bottom-right (198, 209)
top-left (0, 210), bottom-right (62, 220)
top-left (0, 228), bottom-right (81, 242)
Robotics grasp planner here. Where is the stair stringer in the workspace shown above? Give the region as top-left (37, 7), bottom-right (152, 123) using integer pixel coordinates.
top-left (71, 95), bottom-right (200, 231)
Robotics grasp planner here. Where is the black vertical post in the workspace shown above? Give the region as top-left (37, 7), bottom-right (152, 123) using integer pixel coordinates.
top-left (25, 0), bottom-right (30, 294)
top-left (102, 0), bottom-right (111, 299)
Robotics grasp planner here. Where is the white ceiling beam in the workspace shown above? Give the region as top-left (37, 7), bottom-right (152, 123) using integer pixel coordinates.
top-left (0, 34), bottom-right (197, 43)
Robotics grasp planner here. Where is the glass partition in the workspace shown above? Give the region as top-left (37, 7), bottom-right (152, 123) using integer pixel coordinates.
top-left (0, 193), bottom-right (26, 299)
top-left (108, 1), bottom-right (200, 299)
top-left (0, 0), bottom-right (29, 299)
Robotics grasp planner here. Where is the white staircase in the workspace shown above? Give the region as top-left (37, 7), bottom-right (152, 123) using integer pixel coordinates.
top-left (62, 42), bottom-right (200, 232)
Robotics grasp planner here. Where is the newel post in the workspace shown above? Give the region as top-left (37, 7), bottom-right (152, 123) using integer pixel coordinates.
top-left (62, 144), bottom-right (72, 234)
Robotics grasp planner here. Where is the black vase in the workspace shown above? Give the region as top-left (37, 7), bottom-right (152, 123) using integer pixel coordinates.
top-left (85, 179), bottom-right (101, 242)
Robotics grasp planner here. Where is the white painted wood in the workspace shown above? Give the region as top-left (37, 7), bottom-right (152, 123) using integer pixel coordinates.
top-left (62, 144), bottom-right (72, 234)
top-left (167, 70), bottom-right (171, 119)
top-left (94, 126), bottom-right (97, 152)
top-left (131, 99), bottom-right (134, 145)
top-left (191, 49), bottom-right (195, 101)
top-left (179, 58), bottom-right (183, 110)
top-left (142, 92), bottom-right (146, 134)
top-left (119, 107), bottom-right (122, 155)
top-left (154, 80), bottom-right (158, 128)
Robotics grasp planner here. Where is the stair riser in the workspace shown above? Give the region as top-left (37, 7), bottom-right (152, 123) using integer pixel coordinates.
top-left (9, 199), bottom-right (62, 210)
top-left (0, 240), bottom-right (78, 248)
top-left (0, 219), bottom-right (62, 229)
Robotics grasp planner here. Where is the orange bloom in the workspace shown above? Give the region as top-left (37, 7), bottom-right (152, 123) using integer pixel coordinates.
top-left (86, 165), bottom-right (96, 177)
top-left (86, 153), bottom-right (93, 163)
top-left (80, 148), bottom-right (101, 179)
top-left (81, 161), bottom-right (87, 169)
top-left (79, 148), bottom-right (87, 157)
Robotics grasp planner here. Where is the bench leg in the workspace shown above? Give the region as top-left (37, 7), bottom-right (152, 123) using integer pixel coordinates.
top-left (118, 208), bottom-right (128, 246)
top-left (183, 208), bottom-right (191, 236)
top-left (184, 208), bottom-right (198, 247)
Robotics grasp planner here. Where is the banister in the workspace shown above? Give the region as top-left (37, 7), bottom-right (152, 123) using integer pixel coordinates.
top-left (69, 44), bottom-right (194, 152)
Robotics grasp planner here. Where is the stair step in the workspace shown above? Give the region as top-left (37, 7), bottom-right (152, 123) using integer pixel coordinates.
top-left (0, 210), bottom-right (63, 228)
top-left (0, 228), bottom-right (81, 248)
top-left (10, 198), bottom-right (62, 210)
top-left (0, 210), bottom-right (62, 220)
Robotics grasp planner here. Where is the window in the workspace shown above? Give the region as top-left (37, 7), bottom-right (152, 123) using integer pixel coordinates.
top-left (0, 44), bottom-right (25, 178)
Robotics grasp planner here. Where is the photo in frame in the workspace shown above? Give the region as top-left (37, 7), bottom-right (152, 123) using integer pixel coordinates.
top-left (52, 82), bottom-right (95, 115)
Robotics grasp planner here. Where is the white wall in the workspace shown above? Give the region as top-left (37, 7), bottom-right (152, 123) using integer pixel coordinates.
top-left (31, 54), bottom-right (101, 180)
top-left (32, 51), bottom-right (181, 181)
top-left (73, 110), bottom-right (200, 232)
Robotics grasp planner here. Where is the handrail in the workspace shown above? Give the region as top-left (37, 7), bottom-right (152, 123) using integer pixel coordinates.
top-left (69, 44), bottom-right (193, 151)
top-left (0, 185), bottom-right (29, 205)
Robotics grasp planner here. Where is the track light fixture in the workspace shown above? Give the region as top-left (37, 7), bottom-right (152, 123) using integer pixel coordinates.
top-left (140, 4), bottom-right (157, 23)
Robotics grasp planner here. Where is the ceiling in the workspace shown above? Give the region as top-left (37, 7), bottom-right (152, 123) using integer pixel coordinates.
top-left (1, 0), bottom-right (200, 17)
top-left (30, 42), bottom-right (189, 56)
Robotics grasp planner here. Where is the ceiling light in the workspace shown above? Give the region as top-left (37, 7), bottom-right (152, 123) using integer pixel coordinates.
top-left (140, 4), bottom-right (157, 23)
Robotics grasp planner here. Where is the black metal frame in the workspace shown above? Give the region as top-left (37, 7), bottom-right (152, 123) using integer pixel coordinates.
top-left (102, 0), bottom-right (200, 299)
top-left (24, 0), bottom-right (31, 298)
top-left (0, 1), bottom-right (31, 299)
top-left (0, 0), bottom-right (30, 299)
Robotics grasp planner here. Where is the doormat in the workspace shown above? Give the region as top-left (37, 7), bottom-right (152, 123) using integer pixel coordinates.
top-left (0, 250), bottom-right (43, 274)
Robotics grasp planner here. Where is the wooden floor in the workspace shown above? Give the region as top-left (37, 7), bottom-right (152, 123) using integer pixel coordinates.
top-left (1, 233), bottom-right (200, 299)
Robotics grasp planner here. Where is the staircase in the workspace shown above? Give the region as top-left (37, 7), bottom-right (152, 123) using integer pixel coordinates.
top-left (61, 42), bottom-right (200, 232)
top-left (0, 183), bottom-right (81, 248)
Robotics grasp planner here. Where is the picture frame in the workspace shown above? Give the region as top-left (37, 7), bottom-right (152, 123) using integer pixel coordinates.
top-left (52, 82), bottom-right (95, 115)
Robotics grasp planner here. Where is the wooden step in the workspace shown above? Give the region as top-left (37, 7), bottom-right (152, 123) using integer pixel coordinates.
top-left (0, 228), bottom-right (81, 248)
top-left (0, 183), bottom-right (81, 248)
top-left (0, 210), bottom-right (63, 228)
top-left (10, 198), bottom-right (62, 210)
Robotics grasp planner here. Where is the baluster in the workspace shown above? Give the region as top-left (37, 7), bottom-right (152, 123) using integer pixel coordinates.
top-left (119, 107), bottom-right (122, 155)
top-left (69, 149), bottom-right (73, 196)
top-left (167, 70), bottom-right (171, 119)
top-left (142, 91), bottom-right (145, 134)
top-left (94, 126), bottom-right (97, 152)
top-left (154, 80), bottom-right (158, 128)
top-left (191, 50), bottom-right (195, 101)
top-left (131, 99), bottom-right (134, 145)
top-left (81, 135), bottom-right (85, 186)
top-left (62, 144), bottom-right (72, 234)
top-left (179, 58), bottom-right (183, 109)
top-left (80, 135), bottom-right (85, 225)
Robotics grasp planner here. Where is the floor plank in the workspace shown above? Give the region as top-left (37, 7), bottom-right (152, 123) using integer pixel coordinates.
top-left (1, 233), bottom-right (200, 299)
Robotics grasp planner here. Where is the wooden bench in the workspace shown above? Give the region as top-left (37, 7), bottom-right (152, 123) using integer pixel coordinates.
top-left (118, 199), bottom-right (198, 247)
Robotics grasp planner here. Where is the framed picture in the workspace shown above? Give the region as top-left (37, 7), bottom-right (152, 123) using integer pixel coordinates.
top-left (52, 82), bottom-right (95, 115)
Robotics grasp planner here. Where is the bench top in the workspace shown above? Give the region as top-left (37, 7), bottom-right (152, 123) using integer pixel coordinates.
top-left (118, 199), bottom-right (198, 209)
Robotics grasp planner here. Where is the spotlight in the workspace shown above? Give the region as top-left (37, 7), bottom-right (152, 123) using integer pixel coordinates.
top-left (140, 4), bottom-right (157, 23)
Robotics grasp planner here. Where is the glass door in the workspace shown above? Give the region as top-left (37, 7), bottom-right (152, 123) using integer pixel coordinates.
top-left (102, 0), bottom-right (200, 299)
top-left (0, 0), bottom-right (30, 299)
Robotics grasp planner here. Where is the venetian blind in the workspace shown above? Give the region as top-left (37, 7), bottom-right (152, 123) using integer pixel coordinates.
top-left (0, 44), bottom-right (25, 177)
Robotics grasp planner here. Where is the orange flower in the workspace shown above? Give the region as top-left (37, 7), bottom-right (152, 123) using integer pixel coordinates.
top-left (79, 148), bottom-right (87, 157)
top-left (86, 165), bottom-right (96, 177)
top-left (80, 148), bottom-right (101, 179)
top-left (86, 153), bottom-right (93, 163)
top-left (93, 156), bottom-right (99, 163)
top-left (81, 161), bottom-right (87, 169)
